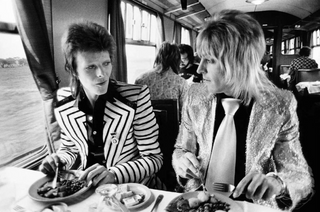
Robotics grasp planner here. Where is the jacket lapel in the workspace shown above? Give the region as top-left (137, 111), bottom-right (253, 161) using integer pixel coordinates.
top-left (103, 98), bottom-right (135, 167)
top-left (55, 103), bottom-right (89, 163)
top-left (246, 95), bottom-right (283, 173)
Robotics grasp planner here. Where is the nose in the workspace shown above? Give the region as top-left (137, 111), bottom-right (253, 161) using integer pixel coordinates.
top-left (96, 67), bottom-right (104, 78)
top-left (197, 59), bottom-right (205, 74)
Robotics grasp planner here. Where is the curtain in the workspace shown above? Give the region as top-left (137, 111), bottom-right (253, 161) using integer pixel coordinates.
top-left (12, 0), bottom-right (60, 153)
top-left (156, 12), bottom-right (165, 50)
top-left (108, 0), bottom-right (128, 82)
top-left (189, 30), bottom-right (195, 49)
top-left (173, 22), bottom-right (182, 44)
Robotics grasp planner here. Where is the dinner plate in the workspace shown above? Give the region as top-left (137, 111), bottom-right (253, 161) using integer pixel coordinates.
top-left (165, 191), bottom-right (243, 212)
top-left (117, 183), bottom-right (154, 211)
top-left (28, 175), bottom-right (93, 204)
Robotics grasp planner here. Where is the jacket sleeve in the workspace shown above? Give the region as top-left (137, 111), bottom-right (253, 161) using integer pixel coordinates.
top-left (109, 85), bottom-right (163, 184)
top-left (259, 94), bottom-right (314, 211)
top-left (172, 88), bottom-right (198, 186)
top-left (56, 129), bottom-right (79, 169)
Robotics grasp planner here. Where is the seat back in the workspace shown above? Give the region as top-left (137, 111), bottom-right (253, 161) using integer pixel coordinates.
top-left (152, 99), bottom-right (179, 133)
top-left (151, 99), bottom-right (179, 190)
top-left (296, 68), bottom-right (320, 83)
top-left (280, 65), bottom-right (290, 74)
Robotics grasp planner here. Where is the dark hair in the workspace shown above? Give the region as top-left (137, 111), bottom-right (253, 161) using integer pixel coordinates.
top-left (178, 44), bottom-right (195, 64)
top-left (154, 42), bottom-right (181, 74)
top-left (61, 21), bottom-right (116, 97)
top-left (299, 46), bottom-right (311, 57)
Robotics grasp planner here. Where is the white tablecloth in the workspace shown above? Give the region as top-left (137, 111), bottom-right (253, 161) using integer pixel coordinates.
top-left (296, 81), bottom-right (320, 94)
top-left (0, 167), bottom-right (282, 212)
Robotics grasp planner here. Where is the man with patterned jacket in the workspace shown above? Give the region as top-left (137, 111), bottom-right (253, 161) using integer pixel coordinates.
top-left (288, 46), bottom-right (318, 90)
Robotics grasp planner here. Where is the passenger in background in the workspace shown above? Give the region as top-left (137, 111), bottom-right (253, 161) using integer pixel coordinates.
top-left (172, 10), bottom-right (313, 211)
top-left (135, 42), bottom-right (189, 114)
top-left (288, 46), bottom-right (318, 90)
top-left (178, 44), bottom-right (203, 83)
top-left (261, 51), bottom-right (271, 72)
top-left (39, 21), bottom-right (164, 189)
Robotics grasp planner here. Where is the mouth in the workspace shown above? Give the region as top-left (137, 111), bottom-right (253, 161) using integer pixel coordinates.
top-left (96, 81), bottom-right (107, 86)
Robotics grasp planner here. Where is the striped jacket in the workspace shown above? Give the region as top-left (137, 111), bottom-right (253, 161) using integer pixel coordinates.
top-left (54, 81), bottom-right (163, 188)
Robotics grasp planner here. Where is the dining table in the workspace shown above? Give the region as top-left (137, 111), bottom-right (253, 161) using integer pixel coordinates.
top-left (295, 81), bottom-right (320, 95)
top-left (0, 167), bottom-right (283, 212)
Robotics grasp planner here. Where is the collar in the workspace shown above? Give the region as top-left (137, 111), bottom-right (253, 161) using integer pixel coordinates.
top-left (216, 93), bottom-right (254, 115)
top-left (74, 80), bottom-right (117, 114)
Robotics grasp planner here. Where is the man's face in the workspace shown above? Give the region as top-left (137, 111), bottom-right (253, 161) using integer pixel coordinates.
top-left (76, 51), bottom-right (112, 102)
top-left (180, 53), bottom-right (189, 68)
top-left (197, 57), bottom-right (231, 95)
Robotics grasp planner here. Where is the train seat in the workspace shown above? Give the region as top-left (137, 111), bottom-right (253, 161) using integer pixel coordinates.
top-left (151, 99), bottom-right (179, 191)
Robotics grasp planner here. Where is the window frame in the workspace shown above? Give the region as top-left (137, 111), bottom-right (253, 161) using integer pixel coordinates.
top-left (281, 36), bottom-right (302, 55)
top-left (121, 0), bottom-right (157, 47)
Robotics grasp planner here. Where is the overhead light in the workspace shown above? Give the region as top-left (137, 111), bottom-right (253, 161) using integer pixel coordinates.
top-left (246, 0), bottom-right (269, 5)
top-left (181, 0), bottom-right (187, 10)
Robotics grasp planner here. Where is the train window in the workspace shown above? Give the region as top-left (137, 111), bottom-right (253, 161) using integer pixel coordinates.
top-left (126, 44), bottom-right (155, 83)
top-left (121, 0), bottom-right (158, 83)
top-left (311, 28), bottom-right (320, 65)
top-left (121, 1), bottom-right (156, 44)
top-left (281, 36), bottom-right (301, 55)
top-left (181, 27), bottom-right (191, 45)
top-left (312, 29), bottom-right (320, 46)
top-left (0, 0), bottom-right (47, 168)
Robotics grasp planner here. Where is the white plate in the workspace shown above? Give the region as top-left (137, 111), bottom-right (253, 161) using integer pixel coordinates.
top-left (28, 175), bottom-right (92, 204)
top-left (118, 183), bottom-right (153, 211)
top-left (166, 191), bottom-right (243, 212)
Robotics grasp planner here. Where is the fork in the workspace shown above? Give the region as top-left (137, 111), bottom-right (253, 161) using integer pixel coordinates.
top-left (187, 172), bottom-right (208, 192)
top-left (51, 167), bottom-right (59, 188)
top-left (198, 173), bottom-right (208, 192)
top-left (212, 182), bottom-right (235, 196)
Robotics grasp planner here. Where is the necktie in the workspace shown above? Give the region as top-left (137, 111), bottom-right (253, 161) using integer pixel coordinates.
top-left (205, 98), bottom-right (240, 192)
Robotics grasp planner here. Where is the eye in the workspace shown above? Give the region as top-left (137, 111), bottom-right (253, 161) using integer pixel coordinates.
top-left (206, 58), bottom-right (216, 64)
top-left (103, 61), bottom-right (111, 66)
top-left (86, 65), bottom-right (96, 70)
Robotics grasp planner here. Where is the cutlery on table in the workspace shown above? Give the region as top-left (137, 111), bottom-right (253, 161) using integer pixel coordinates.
top-left (150, 194), bottom-right (164, 212)
top-left (212, 182), bottom-right (235, 197)
top-left (51, 167), bottom-right (59, 188)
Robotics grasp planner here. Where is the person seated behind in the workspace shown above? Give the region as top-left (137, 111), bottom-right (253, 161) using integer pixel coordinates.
top-left (172, 10), bottom-right (313, 211)
top-left (135, 42), bottom-right (189, 115)
top-left (39, 21), bottom-right (164, 189)
top-left (178, 44), bottom-right (203, 83)
top-left (135, 42), bottom-right (189, 191)
top-left (288, 46), bottom-right (318, 90)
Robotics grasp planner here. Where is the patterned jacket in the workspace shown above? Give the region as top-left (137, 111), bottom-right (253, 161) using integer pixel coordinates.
top-left (54, 81), bottom-right (163, 188)
top-left (172, 83), bottom-right (313, 211)
top-left (288, 56), bottom-right (318, 87)
top-left (135, 67), bottom-right (189, 114)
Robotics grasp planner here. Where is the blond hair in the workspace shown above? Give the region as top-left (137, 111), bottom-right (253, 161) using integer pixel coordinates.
top-left (196, 10), bottom-right (274, 105)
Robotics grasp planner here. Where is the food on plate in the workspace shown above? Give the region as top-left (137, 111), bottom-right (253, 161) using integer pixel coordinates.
top-left (37, 177), bottom-right (86, 198)
top-left (115, 184), bottom-right (145, 207)
top-left (197, 191), bottom-right (210, 202)
top-left (188, 197), bottom-right (201, 208)
top-left (170, 191), bottom-right (231, 212)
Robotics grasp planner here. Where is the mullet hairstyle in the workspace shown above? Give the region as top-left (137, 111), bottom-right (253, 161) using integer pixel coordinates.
top-left (154, 42), bottom-right (181, 74)
top-left (61, 21), bottom-right (116, 98)
top-left (196, 10), bottom-right (274, 105)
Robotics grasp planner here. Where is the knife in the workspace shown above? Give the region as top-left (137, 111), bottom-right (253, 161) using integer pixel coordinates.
top-left (150, 194), bottom-right (164, 212)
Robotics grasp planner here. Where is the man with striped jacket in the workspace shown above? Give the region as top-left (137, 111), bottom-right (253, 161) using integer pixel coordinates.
top-left (39, 21), bottom-right (164, 189)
